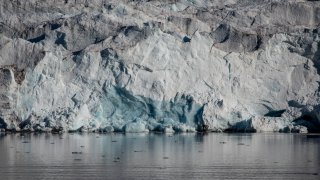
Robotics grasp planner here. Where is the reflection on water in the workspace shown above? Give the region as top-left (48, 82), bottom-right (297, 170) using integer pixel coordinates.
top-left (0, 133), bottom-right (319, 180)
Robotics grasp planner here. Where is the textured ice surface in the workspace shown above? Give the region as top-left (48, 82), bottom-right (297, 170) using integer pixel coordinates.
top-left (0, 0), bottom-right (320, 133)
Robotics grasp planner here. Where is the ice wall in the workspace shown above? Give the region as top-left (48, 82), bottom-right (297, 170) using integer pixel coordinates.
top-left (0, 0), bottom-right (320, 133)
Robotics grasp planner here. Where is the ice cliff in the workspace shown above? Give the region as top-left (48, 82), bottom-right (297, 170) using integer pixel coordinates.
top-left (0, 0), bottom-right (320, 133)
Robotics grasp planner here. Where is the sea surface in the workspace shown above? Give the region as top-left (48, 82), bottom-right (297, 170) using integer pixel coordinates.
top-left (0, 132), bottom-right (319, 180)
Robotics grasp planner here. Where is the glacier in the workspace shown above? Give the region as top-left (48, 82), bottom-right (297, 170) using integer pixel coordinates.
top-left (0, 0), bottom-right (320, 133)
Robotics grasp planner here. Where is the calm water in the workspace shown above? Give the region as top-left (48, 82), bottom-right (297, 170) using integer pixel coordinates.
top-left (0, 133), bottom-right (319, 180)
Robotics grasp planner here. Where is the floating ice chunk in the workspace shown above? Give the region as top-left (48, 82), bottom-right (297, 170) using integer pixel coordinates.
top-left (125, 119), bottom-right (149, 133)
top-left (163, 126), bottom-right (174, 133)
top-left (173, 124), bottom-right (196, 132)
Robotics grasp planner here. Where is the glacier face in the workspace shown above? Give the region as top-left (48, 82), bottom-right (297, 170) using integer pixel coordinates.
top-left (0, 0), bottom-right (320, 133)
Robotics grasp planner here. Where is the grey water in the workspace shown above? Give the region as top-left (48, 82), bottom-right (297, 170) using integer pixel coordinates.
top-left (0, 133), bottom-right (319, 180)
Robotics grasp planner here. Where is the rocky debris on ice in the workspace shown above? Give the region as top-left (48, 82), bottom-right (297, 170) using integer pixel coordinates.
top-left (0, 0), bottom-right (320, 133)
